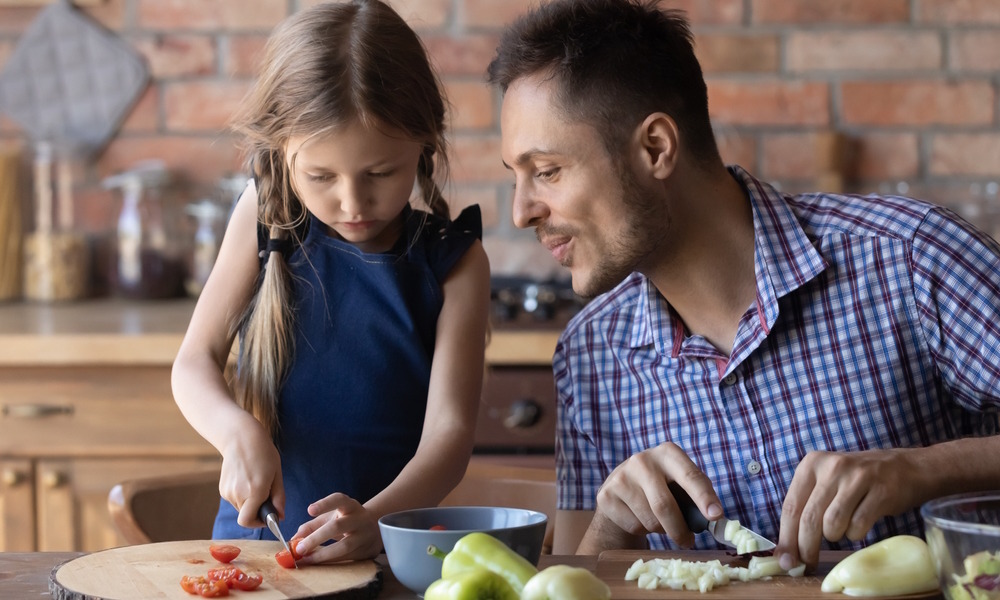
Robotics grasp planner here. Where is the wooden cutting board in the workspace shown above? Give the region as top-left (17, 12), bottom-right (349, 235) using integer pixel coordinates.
top-left (49, 540), bottom-right (382, 600)
top-left (597, 550), bottom-right (943, 599)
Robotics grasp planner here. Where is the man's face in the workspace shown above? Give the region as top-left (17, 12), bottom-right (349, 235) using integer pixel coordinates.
top-left (500, 73), bottom-right (668, 297)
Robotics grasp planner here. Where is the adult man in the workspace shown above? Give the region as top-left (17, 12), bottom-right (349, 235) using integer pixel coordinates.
top-left (487, 0), bottom-right (1000, 571)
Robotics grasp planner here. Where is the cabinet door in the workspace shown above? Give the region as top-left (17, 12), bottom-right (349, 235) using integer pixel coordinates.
top-left (0, 458), bottom-right (35, 551)
top-left (36, 458), bottom-right (220, 552)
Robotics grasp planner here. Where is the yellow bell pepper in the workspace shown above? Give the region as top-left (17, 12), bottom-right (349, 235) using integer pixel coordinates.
top-left (521, 565), bottom-right (611, 600)
top-left (427, 532), bottom-right (538, 595)
top-left (424, 567), bottom-right (520, 600)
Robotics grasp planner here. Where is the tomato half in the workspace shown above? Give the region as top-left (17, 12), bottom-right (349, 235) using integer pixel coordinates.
top-left (230, 571), bottom-right (263, 591)
top-left (179, 575), bottom-right (229, 597)
top-left (275, 549), bottom-right (296, 569)
top-left (206, 566), bottom-right (262, 591)
top-left (208, 544), bottom-right (241, 564)
top-left (289, 537), bottom-right (304, 560)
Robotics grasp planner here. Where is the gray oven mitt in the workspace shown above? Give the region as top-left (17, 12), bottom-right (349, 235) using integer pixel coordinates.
top-left (0, 0), bottom-right (148, 155)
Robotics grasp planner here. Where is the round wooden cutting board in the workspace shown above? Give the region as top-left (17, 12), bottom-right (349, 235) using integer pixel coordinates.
top-left (49, 540), bottom-right (382, 600)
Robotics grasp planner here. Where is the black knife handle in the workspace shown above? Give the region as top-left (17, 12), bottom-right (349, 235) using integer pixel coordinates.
top-left (668, 481), bottom-right (709, 533)
top-left (257, 498), bottom-right (278, 523)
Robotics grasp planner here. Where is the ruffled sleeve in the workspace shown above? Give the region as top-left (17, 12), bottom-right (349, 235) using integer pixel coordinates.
top-left (424, 204), bottom-right (483, 283)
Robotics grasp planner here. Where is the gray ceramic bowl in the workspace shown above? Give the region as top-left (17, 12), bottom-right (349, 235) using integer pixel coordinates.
top-left (378, 506), bottom-right (547, 594)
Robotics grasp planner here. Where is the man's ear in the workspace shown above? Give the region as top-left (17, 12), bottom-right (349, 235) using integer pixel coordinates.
top-left (636, 112), bottom-right (679, 179)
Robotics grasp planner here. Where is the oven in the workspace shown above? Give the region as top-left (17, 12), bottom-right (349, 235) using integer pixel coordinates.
top-left (472, 277), bottom-right (585, 462)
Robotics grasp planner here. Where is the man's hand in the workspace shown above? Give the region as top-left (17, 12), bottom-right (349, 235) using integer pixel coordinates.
top-left (578, 442), bottom-right (724, 553)
top-left (777, 448), bottom-right (919, 571)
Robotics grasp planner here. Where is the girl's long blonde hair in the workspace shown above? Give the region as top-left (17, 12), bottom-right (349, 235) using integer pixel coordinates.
top-left (229, 0), bottom-right (450, 436)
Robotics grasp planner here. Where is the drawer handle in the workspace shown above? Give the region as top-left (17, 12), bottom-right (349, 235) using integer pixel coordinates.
top-left (2, 468), bottom-right (26, 486)
top-left (1, 403), bottom-right (75, 418)
top-left (503, 398), bottom-right (542, 429)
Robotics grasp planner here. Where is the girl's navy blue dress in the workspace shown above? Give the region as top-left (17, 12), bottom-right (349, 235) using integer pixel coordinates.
top-left (212, 204), bottom-right (482, 540)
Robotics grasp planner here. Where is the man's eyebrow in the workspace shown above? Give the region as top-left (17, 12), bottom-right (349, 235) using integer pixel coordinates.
top-left (501, 148), bottom-right (555, 170)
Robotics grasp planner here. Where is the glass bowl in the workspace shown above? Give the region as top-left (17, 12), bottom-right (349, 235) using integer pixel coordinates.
top-left (921, 491), bottom-right (1000, 600)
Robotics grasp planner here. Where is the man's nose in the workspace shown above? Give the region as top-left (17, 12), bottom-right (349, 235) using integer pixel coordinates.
top-left (511, 185), bottom-right (548, 229)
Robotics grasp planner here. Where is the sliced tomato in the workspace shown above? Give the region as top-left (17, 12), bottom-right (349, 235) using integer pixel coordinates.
top-left (180, 575), bottom-right (201, 594)
top-left (230, 571), bottom-right (263, 591)
top-left (180, 575), bottom-right (229, 597)
top-left (289, 536), bottom-right (305, 560)
top-left (197, 579), bottom-right (229, 597)
top-left (208, 544), bottom-right (241, 563)
top-left (207, 566), bottom-right (242, 586)
top-left (429, 524), bottom-right (447, 530)
top-left (275, 548), bottom-right (296, 569)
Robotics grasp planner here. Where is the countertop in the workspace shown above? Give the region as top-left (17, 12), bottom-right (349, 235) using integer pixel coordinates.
top-left (0, 299), bottom-right (561, 367)
top-left (0, 551), bottom-right (595, 599)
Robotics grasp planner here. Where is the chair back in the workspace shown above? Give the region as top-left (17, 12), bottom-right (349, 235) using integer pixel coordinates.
top-left (108, 469), bottom-right (220, 545)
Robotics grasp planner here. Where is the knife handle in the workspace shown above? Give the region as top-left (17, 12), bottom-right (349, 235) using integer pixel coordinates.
top-left (257, 498), bottom-right (278, 523)
top-left (668, 481), bottom-right (709, 533)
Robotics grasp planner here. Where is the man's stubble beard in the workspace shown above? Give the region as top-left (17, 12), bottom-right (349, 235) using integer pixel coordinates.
top-left (575, 163), bottom-right (669, 298)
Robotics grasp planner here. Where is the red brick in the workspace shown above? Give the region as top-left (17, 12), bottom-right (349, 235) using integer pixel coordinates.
top-left (662, 0), bottom-right (744, 26)
top-left (918, 0), bottom-right (1000, 24)
top-left (460, 0), bottom-right (536, 28)
top-left (450, 135), bottom-right (505, 184)
top-left (445, 81), bottom-right (494, 131)
top-left (850, 133), bottom-right (920, 182)
top-left (137, 0), bottom-right (287, 31)
top-left (133, 34), bottom-right (216, 79)
top-left (391, 0), bottom-right (452, 30)
top-left (696, 34), bottom-right (779, 74)
top-left (930, 134), bottom-right (1000, 177)
top-left (424, 34), bottom-right (500, 77)
top-left (950, 31), bottom-right (1000, 71)
top-left (707, 80), bottom-right (830, 126)
top-left (299, 0), bottom-right (451, 30)
top-left (841, 81), bottom-right (994, 126)
top-left (751, 0), bottom-right (909, 24)
top-left (226, 35), bottom-right (268, 78)
top-left (0, 7), bottom-right (44, 33)
top-left (97, 135), bottom-right (243, 186)
top-left (119, 86), bottom-right (159, 133)
top-left (163, 81), bottom-right (252, 132)
top-left (787, 31), bottom-right (941, 72)
top-left (449, 185), bottom-right (500, 229)
top-left (81, 0), bottom-right (126, 31)
top-left (760, 133), bottom-right (832, 183)
top-left (715, 130), bottom-right (757, 169)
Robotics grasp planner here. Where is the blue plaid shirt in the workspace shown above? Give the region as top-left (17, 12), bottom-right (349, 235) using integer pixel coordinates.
top-left (553, 165), bottom-right (1000, 551)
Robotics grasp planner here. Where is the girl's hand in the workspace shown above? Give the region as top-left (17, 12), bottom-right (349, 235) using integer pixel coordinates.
top-left (291, 493), bottom-right (382, 563)
top-left (218, 423), bottom-right (285, 529)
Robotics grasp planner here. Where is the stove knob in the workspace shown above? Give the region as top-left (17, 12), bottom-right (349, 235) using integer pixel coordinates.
top-left (503, 398), bottom-right (542, 429)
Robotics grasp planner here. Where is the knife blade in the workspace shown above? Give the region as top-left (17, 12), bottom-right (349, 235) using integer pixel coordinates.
top-left (258, 499), bottom-right (297, 568)
top-left (668, 481), bottom-right (776, 554)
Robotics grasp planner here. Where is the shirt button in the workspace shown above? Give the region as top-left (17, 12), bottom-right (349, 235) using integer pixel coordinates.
top-left (747, 460), bottom-right (762, 475)
top-left (722, 373), bottom-right (738, 386)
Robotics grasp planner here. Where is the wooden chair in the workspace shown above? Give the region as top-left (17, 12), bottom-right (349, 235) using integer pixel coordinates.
top-left (108, 468), bottom-right (221, 545)
top-left (439, 460), bottom-right (557, 554)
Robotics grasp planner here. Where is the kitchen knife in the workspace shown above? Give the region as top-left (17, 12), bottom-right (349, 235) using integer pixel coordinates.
top-left (668, 481), bottom-right (776, 553)
top-left (258, 499), bottom-right (297, 568)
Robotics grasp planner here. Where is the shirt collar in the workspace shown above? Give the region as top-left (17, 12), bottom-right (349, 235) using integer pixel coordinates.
top-left (628, 165), bottom-right (827, 353)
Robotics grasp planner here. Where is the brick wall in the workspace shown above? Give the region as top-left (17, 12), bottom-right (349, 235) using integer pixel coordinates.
top-left (2, 0), bottom-right (999, 278)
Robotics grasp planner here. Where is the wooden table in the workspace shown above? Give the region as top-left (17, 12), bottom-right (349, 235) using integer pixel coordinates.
top-left (0, 551), bottom-right (594, 599)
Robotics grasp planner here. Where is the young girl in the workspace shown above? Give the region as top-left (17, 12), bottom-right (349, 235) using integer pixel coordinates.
top-left (171, 0), bottom-right (490, 564)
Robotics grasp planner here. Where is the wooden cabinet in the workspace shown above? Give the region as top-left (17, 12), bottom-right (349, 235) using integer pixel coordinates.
top-left (0, 365), bottom-right (219, 552)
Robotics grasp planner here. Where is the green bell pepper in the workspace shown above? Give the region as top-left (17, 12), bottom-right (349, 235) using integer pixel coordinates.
top-left (424, 567), bottom-right (519, 600)
top-left (427, 532), bottom-right (538, 594)
top-left (521, 565), bottom-right (611, 600)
